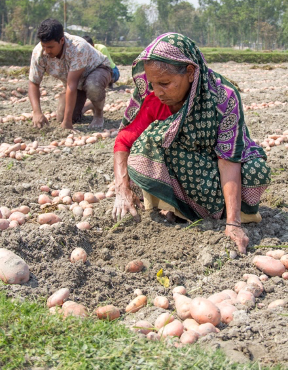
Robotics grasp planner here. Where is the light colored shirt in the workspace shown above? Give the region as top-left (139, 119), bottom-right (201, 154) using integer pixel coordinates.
top-left (29, 33), bottom-right (110, 89)
top-left (94, 44), bottom-right (116, 69)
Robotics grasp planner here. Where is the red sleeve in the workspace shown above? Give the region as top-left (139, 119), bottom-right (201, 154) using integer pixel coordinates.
top-left (114, 93), bottom-right (172, 153)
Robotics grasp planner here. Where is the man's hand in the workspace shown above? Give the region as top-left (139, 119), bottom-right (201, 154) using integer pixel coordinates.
top-left (225, 225), bottom-right (249, 254)
top-left (112, 186), bottom-right (144, 223)
top-left (32, 112), bottom-right (49, 128)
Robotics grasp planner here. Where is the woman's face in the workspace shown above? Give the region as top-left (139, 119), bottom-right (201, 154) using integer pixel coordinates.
top-left (144, 63), bottom-right (195, 113)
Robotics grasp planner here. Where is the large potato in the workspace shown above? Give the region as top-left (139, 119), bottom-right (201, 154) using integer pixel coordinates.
top-left (0, 248), bottom-right (29, 284)
top-left (190, 297), bottom-right (221, 326)
top-left (253, 255), bottom-right (286, 277)
top-left (47, 288), bottom-right (70, 308)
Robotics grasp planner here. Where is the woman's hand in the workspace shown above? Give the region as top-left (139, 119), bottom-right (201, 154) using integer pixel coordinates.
top-left (112, 186), bottom-right (143, 222)
top-left (225, 225), bottom-right (249, 254)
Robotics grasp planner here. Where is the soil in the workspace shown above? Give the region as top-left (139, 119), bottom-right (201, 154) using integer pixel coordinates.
top-left (0, 62), bottom-right (288, 368)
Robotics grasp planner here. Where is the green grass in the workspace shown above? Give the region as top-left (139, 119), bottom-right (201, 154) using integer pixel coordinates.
top-left (1, 291), bottom-right (281, 370)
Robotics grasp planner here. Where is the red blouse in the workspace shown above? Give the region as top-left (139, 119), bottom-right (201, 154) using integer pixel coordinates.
top-left (114, 92), bottom-right (172, 152)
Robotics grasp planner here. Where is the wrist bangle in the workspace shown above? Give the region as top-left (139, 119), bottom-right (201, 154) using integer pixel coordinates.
top-left (226, 223), bottom-right (242, 228)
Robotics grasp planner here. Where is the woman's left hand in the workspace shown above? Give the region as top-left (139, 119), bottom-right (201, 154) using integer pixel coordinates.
top-left (225, 225), bottom-right (249, 254)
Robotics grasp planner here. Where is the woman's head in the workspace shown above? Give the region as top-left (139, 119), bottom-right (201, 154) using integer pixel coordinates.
top-left (144, 60), bottom-right (194, 112)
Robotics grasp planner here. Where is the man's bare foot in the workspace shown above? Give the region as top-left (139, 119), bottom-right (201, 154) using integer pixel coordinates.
top-left (88, 117), bottom-right (104, 129)
top-left (225, 225), bottom-right (249, 254)
top-left (159, 210), bottom-right (176, 223)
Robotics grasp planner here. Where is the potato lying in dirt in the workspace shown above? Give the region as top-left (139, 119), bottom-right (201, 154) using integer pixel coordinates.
top-left (0, 248), bottom-right (29, 284)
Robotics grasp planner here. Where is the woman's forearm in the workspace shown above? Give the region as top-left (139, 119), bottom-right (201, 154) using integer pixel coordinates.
top-left (218, 158), bottom-right (242, 224)
top-left (114, 151), bottom-right (130, 191)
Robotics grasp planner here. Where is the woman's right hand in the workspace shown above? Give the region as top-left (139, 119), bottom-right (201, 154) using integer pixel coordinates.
top-left (112, 186), bottom-right (143, 222)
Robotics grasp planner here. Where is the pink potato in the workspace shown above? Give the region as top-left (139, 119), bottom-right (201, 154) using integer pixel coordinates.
top-left (0, 219), bottom-right (10, 230)
top-left (236, 289), bottom-right (255, 306)
top-left (0, 206), bottom-right (11, 219)
top-left (173, 292), bottom-right (193, 320)
top-left (154, 296), bottom-right (169, 309)
top-left (260, 274), bottom-right (269, 282)
top-left (51, 190), bottom-right (60, 197)
top-left (253, 255), bottom-right (286, 277)
top-left (125, 295), bottom-right (147, 313)
top-left (62, 196), bottom-right (72, 205)
top-left (266, 250), bottom-right (285, 259)
top-left (95, 305), bottom-right (120, 321)
top-left (18, 205), bottom-right (30, 215)
top-left (268, 299), bottom-right (286, 310)
top-left (182, 318), bottom-right (200, 331)
top-left (216, 302), bottom-right (237, 324)
top-left (9, 220), bottom-right (19, 228)
top-left (72, 206), bottom-right (84, 217)
top-left (155, 313), bottom-right (175, 330)
top-left (125, 260), bottom-right (144, 273)
top-left (180, 330), bottom-right (199, 344)
top-left (172, 286), bottom-right (187, 295)
top-left (244, 282), bottom-right (263, 298)
top-left (133, 320), bottom-right (153, 334)
top-left (40, 185), bottom-right (50, 192)
top-left (190, 297), bottom-right (221, 326)
top-left (47, 288), bottom-right (70, 308)
top-left (76, 221), bottom-right (91, 230)
top-left (72, 192), bottom-right (84, 203)
top-left (83, 208), bottom-right (93, 217)
top-left (197, 323), bottom-right (219, 337)
top-left (0, 248), bottom-right (29, 284)
top-left (84, 192), bottom-right (98, 203)
top-left (94, 192), bottom-right (106, 200)
top-left (208, 292), bottom-right (230, 304)
top-left (59, 188), bottom-right (71, 199)
top-left (38, 194), bottom-right (51, 205)
top-left (234, 281), bottom-right (247, 293)
top-left (62, 302), bottom-right (88, 318)
top-left (9, 212), bottom-right (26, 225)
top-left (147, 332), bottom-right (160, 341)
top-left (158, 320), bottom-right (184, 338)
top-left (134, 289), bottom-right (143, 296)
top-left (221, 289), bottom-right (237, 300)
top-left (38, 213), bottom-right (62, 225)
top-left (70, 247), bottom-right (87, 263)
top-left (280, 254), bottom-right (288, 269)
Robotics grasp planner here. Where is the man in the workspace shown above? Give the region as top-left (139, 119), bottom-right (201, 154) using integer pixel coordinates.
top-left (28, 18), bottom-right (112, 130)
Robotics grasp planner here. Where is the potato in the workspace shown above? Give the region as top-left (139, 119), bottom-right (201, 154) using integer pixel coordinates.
top-left (280, 254), bottom-right (288, 269)
top-left (158, 320), bottom-right (184, 338)
top-left (40, 185), bottom-right (50, 192)
top-left (62, 302), bottom-right (88, 318)
top-left (72, 206), bottom-right (84, 217)
top-left (134, 289), bottom-right (143, 296)
top-left (197, 323), bottom-right (219, 337)
top-left (70, 247), bottom-right (87, 263)
top-left (72, 192), bottom-right (84, 202)
top-left (9, 212), bottom-right (26, 225)
top-left (147, 332), bottom-right (160, 341)
top-left (208, 292), bottom-right (230, 304)
top-left (51, 190), bottom-right (60, 197)
top-left (125, 260), bottom-right (144, 273)
top-left (282, 272), bottom-right (288, 280)
top-left (180, 330), bottom-right (199, 344)
top-left (234, 281), bottom-right (247, 293)
top-left (59, 188), bottom-right (71, 199)
top-left (154, 296), bottom-right (169, 309)
top-left (155, 313), bottom-right (175, 330)
top-left (95, 305), bottom-right (120, 321)
top-left (83, 208), bottom-right (93, 217)
top-left (266, 250), bottom-right (285, 259)
top-left (268, 299), bottom-right (286, 310)
top-left (9, 220), bottom-right (19, 228)
top-left (0, 206), bottom-right (11, 219)
top-left (18, 205), bottom-right (30, 215)
top-left (0, 219), bottom-right (10, 230)
top-left (38, 213), bottom-right (61, 225)
top-left (173, 292), bottom-right (193, 320)
top-left (253, 255), bottom-right (286, 277)
top-left (236, 289), bottom-right (255, 306)
top-left (259, 274), bottom-right (268, 282)
top-left (0, 248), bottom-right (29, 284)
top-left (133, 320), bottom-right (153, 334)
top-left (244, 282), bottom-right (263, 298)
top-left (95, 192), bottom-right (106, 200)
top-left (125, 295), bottom-right (147, 313)
top-left (76, 221), bottom-right (91, 230)
top-left (216, 302), bottom-right (237, 324)
top-left (47, 288), bottom-right (70, 308)
top-left (172, 286), bottom-right (186, 295)
top-left (221, 289), bottom-right (237, 300)
top-left (84, 192), bottom-right (98, 203)
top-left (190, 297), bottom-right (221, 326)
top-left (38, 194), bottom-right (51, 205)
top-left (62, 196), bottom-right (72, 205)
top-left (182, 318), bottom-right (200, 331)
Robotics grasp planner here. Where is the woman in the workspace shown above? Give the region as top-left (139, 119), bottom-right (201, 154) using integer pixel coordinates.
top-left (112, 33), bottom-right (270, 254)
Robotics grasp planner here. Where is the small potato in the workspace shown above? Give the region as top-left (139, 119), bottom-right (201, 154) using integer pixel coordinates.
top-left (234, 281), bottom-right (247, 293)
top-left (84, 192), bottom-right (99, 204)
top-left (180, 330), bottom-right (199, 344)
top-left (18, 205), bottom-right (30, 215)
top-left (125, 295), bottom-right (147, 313)
top-left (95, 305), bottom-right (120, 321)
top-left (125, 260), bottom-right (144, 273)
top-left (155, 313), bottom-right (175, 330)
top-left (40, 185), bottom-right (50, 192)
top-left (253, 255), bottom-right (286, 277)
top-left (72, 192), bottom-right (84, 203)
top-left (172, 286), bottom-right (186, 295)
top-left (221, 289), bottom-right (237, 300)
top-left (9, 220), bottom-right (19, 228)
top-left (9, 212), bottom-right (26, 225)
top-left (72, 206), bottom-right (84, 217)
top-left (190, 297), bottom-right (221, 326)
top-left (280, 254), bottom-right (288, 269)
top-left (259, 274), bottom-right (268, 282)
top-left (216, 302), bottom-right (237, 324)
top-left (154, 296), bottom-right (169, 309)
top-left (0, 206), bottom-right (11, 219)
top-left (173, 293), bottom-right (193, 320)
top-left (268, 299), bottom-right (286, 310)
top-left (182, 318), bottom-right (199, 331)
top-left (62, 302), bottom-right (88, 318)
top-left (76, 221), bottom-right (91, 230)
top-left (266, 250), bottom-right (285, 259)
top-left (147, 332), bottom-right (160, 341)
top-left (47, 288), bottom-right (70, 308)
top-left (83, 208), bottom-right (93, 217)
top-left (59, 188), bottom-right (71, 199)
top-left (0, 219), bottom-right (10, 230)
top-left (70, 247), bottom-right (87, 263)
top-left (282, 272), bottom-right (288, 280)
top-left (208, 292), bottom-right (230, 304)
top-left (133, 320), bottom-right (153, 335)
top-left (236, 289), bottom-right (255, 306)
top-left (38, 213), bottom-right (61, 225)
top-left (38, 194), bottom-right (51, 205)
top-left (197, 323), bottom-right (219, 337)
top-left (79, 200), bottom-right (90, 209)
top-left (62, 196), bottom-right (72, 205)
top-left (158, 320), bottom-right (184, 338)
top-left (95, 192), bottom-right (106, 200)
top-left (51, 190), bottom-right (60, 197)
top-left (134, 289), bottom-right (143, 296)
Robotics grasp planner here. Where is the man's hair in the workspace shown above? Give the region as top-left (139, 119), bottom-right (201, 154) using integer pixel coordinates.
top-left (82, 35), bottom-right (94, 46)
top-left (37, 19), bottom-right (64, 43)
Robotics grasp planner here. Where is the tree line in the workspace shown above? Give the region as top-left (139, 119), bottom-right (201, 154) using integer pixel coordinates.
top-left (0, 0), bottom-right (287, 50)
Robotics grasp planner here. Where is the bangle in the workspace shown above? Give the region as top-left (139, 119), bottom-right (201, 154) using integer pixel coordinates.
top-left (226, 223), bottom-right (242, 228)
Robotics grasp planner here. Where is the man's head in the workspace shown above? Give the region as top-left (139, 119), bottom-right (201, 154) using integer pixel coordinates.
top-left (82, 35), bottom-right (94, 47)
top-left (37, 19), bottom-right (65, 58)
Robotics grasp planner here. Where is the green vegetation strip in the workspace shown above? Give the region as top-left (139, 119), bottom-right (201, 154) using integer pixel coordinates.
top-left (1, 46), bottom-right (288, 66)
top-left (0, 291), bottom-right (281, 370)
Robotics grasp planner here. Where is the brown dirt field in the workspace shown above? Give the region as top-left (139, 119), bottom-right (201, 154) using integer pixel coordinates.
top-left (0, 63), bottom-right (288, 367)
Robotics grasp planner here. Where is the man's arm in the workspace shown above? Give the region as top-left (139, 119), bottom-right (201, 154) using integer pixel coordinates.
top-left (61, 68), bottom-right (85, 130)
top-left (28, 81), bottom-right (49, 128)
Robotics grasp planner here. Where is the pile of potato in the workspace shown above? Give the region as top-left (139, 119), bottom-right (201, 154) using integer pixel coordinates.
top-left (243, 101), bottom-right (286, 112)
top-left (253, 129), bottom-right (288, 152)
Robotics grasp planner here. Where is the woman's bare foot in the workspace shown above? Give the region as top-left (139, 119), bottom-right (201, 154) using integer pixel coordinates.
top-left (225, 225), bottom-right (249, 254)
top-left (159, 210), bottom-right (176, 223)
top-left (89, 117), bottom-right (104, 129)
